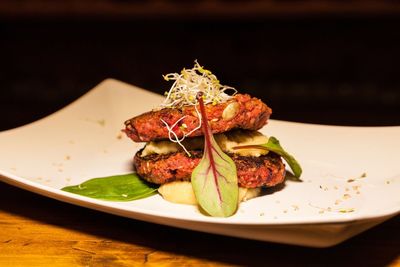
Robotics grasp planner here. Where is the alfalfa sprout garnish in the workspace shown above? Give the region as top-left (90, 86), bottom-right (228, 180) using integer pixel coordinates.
top-left (159, 61), bottom-right (237, 156)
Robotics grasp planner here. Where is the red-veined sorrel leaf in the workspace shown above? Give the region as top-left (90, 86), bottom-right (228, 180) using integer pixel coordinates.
top-left (191, 93), bottom-right (239, 217)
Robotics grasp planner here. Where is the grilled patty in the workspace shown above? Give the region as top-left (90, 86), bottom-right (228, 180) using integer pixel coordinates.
top-left (134, 150), bottom-right (285, 188)
top-left (124, 94), bottom-right (271, 142)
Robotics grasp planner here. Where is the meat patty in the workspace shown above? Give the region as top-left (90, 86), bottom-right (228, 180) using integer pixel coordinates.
top-left (125, 94), bottom-right (272, 142)
top-left (134, 150), bottom-right (285, 188)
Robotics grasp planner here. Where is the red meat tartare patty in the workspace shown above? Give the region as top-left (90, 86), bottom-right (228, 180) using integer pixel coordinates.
top-left (124, 94), bottom-right (272, 142)
top-left (133, 150), bottom-right (285, 188)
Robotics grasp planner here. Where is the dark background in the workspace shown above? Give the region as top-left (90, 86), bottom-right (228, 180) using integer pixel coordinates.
top-left (1, 1), bottom-right (400, 131)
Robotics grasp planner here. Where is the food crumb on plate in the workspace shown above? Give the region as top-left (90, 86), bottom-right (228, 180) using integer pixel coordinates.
top-left (343, 194), bottom-right (351, 200)
top-left (338, 208), bottom-right (355, 213)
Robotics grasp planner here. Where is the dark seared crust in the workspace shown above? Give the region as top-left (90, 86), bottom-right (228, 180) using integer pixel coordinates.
top-left (124, 94), bottom-right (272, 142)
top-left (134, 150), bottom-right (285, 188)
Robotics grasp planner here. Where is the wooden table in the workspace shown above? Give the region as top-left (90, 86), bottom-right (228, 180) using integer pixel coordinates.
top-left (0, 181), bottom-right (398, 267)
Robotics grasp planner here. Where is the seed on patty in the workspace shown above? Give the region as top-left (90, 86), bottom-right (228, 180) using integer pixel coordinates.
top-left (222, 102), bottom-right (240, 120)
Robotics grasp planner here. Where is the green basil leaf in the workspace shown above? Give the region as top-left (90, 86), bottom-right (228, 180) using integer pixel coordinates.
top-left (234, 136), bottom-right (302, 178)
top-left (62, 173), bottom-right (158, 201)
top-left (261, 137), bottom-right (302, 178)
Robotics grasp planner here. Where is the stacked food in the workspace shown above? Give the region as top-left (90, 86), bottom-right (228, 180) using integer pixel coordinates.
top-left (123, 62), bottom-right (301, 217)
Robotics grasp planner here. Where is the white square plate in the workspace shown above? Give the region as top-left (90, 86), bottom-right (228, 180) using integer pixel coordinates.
top-left (0, 79), bottom-right (399, 247)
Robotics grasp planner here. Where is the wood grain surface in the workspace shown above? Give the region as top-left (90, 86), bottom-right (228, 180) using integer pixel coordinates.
top-left (0, 181), bottom-right (398, 267)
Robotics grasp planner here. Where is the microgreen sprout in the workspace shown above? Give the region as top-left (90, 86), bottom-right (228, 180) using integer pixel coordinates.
top-left (159, 61), bottom-right (236, 156)
top-left (160, 60), bottom-right (237, 109)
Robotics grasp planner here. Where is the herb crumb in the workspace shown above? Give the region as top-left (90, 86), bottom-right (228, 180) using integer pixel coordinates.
top-left (97, 119), bottom-right (106, 127)
top-left (339, 208), bottom-right (355, 213)
top-left (347, 172), bottom-right (367, 183)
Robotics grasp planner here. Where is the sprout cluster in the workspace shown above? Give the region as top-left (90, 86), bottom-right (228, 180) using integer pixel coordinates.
top-left (159, 61), bottom-right (236, 156)
top-left (160, 61), bottom-right (236, 108)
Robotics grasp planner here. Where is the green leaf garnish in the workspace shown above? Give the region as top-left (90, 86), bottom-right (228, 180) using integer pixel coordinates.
top-left (234, 136), bottom-right (302, 178)
top-left (191, 93), bottom-right (239, 217)
top-left (62, 173), bottom-right (158, 201)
